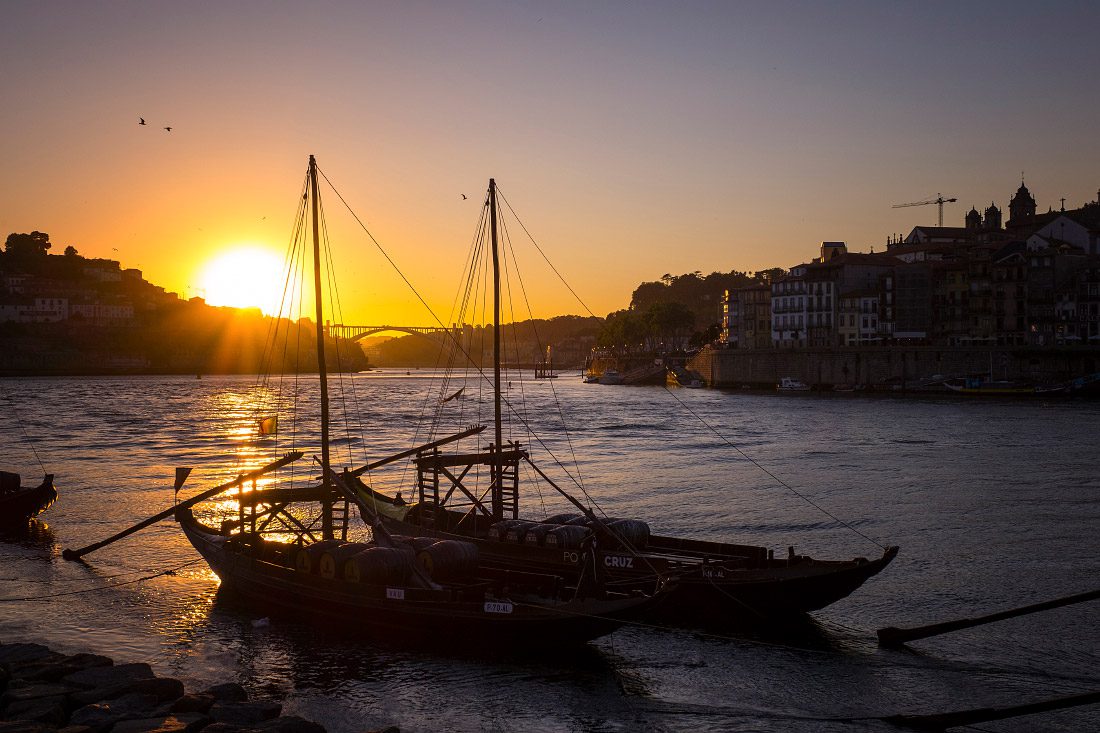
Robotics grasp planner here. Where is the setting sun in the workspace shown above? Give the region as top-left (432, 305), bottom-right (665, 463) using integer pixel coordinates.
top-left (199, 246), bottom-right (287, 314)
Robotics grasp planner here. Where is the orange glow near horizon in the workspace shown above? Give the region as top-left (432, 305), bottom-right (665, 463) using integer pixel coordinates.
top-left (198, 246), bottom-right (287, 314)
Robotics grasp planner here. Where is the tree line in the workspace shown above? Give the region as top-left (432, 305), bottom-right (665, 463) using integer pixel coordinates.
top-left (597, 268), bottom-right (782, 352)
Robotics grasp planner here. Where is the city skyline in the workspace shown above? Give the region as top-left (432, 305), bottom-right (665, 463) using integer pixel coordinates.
top-left (3, 1), bottom-right (1099, 322)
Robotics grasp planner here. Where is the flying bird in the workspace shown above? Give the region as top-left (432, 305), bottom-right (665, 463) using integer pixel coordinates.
top-left (139, 118), bottom-right (146, 125)
top-left (163, 126), bottom-right (172, 132)
top-left (461, 194), bottom-right (467, 200)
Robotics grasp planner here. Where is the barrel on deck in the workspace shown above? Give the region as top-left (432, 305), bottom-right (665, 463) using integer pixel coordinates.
top-left (342, 546), bottom-right (415, 584)
top-left (293, 539), bottom-right (346, 574)
top-left (543, 513), bottom-right (581, 525)
top-left (523, 523), bottom-right (557, 546)
top-left (488, 520), bottom-right (522, 541)
top-left (544, 525), bottom-right (591, 549)
top-left (415, 539), bottom-right (479, 581)
top-left (504, 521), bottom-right (538, 543)
top-left (317, 542), bottom-right (372, 579)
top-left (603, 518), bottom-right (650, 550)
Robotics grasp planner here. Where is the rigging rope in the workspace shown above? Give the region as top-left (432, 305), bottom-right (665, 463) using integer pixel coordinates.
top-left (0, 558), bottom-right (205, 603)
top-left (1, 390), bottom-right (47, 475)
top-left (319, 170), bottom-right (886, 552)
top-left (659, 384), bottom-right (887, 552)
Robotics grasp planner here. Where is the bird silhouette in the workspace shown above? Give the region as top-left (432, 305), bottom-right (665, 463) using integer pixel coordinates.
top-left (139, 118), bottom-right (146, 125)
top-left (163, 126), bottom-right (172, 132)
top-left (461, 194), bottom-right (467, 200)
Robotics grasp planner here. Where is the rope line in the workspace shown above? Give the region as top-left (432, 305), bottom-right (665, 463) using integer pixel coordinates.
top-left (660, 384), bottom-right (887, 552)
top-left (0, 559), bottom-right (205, 603)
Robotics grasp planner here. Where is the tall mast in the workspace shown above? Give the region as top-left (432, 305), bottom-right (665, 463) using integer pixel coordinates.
top-left (309, 155), bottom-right (333, 539)
top-left (489, 178), bottom-right (503, 520)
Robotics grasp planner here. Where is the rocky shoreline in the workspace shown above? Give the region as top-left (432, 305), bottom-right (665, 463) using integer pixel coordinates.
top-left (0, 642), bottom-right (396, 733)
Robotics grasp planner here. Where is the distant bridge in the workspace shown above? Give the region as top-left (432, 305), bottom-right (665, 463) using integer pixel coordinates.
top-left (328, 324), bottom-right (461, 343)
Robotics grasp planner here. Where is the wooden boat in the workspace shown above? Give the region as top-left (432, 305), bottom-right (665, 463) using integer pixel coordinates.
top-left (943, 376), bottom-right (1066, 396)
top-left (349, 178), bottom-right (897, 626)
top-left (159, 158), bottom-right (657, 647)
top-left (0, 472), bottom-right (56, 526)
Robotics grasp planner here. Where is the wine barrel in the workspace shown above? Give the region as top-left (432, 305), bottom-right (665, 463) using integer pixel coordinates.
top-left (294, 539), bottom-right (345, 573)
top-left (317, 542), bottom-right (372, 580)
top-left (342, 546), bottom-right (415, 584)
top-left (604, 518), bottom-right (650, 550)
top-left (415, 539), bottom-right (479, 581)
top-left (488, 520), bottom-right (521, 541)
top-left (543, 513), bottom-right (581, 525)
top-left (504, 521), bottom-right (537, 543)
top-left (523, 523), bottom-right (556, 546)
top-left (544, 525), bottom-right (590, 549)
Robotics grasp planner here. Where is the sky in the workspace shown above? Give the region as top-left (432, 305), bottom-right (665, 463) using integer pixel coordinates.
top-left (3, 1), bottom-right (1099, 325)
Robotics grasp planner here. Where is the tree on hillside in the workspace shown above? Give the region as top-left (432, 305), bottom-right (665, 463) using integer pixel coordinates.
top-left (644, 301), bottom-right (695, 349)
top-left (5, 231), bottom-right (52, 258)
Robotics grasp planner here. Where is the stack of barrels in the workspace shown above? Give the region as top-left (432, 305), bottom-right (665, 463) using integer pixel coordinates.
top-left (487, 514), bottom-right (650, 551)
top-left (288, 536), bottom-right (479, 584)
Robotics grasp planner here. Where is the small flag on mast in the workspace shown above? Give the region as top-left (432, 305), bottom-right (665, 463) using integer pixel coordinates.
top-left (173, 467), bottom-right (193, 502)
top-left (257, 416), bottom-right (278, 435)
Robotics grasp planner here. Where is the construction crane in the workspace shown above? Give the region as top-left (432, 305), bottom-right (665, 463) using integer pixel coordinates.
top-left (892, 193), bottom-right (958, 227)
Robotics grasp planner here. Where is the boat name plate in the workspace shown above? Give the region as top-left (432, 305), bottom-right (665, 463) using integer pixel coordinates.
top-left (603, 555), bottom-right (635, 569)
top-left (484, 601), bottom-right (514, 614)
top-left (386, 588), bottom-right (405, 600)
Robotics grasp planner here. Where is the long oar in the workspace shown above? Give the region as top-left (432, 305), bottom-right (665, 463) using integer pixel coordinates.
top-left (62, 451), bottom-right (303, 561)
top-left (348, 425), bottom-right (485, 477)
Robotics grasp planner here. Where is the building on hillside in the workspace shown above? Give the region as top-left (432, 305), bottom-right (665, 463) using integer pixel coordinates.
top-left (772, 248), bottom-right (899, 347)
top-left (837, 290), bottom-right (880, 346)
top-left (0, 296), bottom-right (69, 323)
top-left (722, 284), bottom-right (771, 348)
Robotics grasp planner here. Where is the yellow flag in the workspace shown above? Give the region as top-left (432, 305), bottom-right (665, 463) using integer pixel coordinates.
top-left (257, 416), bottom-right (278, 435)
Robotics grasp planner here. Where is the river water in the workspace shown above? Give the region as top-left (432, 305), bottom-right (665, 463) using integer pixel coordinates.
top-left (1, 373), bottom-right (1098, 732)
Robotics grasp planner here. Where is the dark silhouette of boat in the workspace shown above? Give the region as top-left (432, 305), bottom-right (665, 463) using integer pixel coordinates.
top-left (0, 472), bottom-right (56, 526)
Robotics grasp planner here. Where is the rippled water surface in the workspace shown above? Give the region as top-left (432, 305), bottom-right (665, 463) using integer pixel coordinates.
top-left (2, 373), bottom-right (1098, 732)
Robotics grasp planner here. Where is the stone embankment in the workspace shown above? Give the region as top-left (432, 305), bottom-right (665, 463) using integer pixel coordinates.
top-left (0, 642), bottom-right (396, 733)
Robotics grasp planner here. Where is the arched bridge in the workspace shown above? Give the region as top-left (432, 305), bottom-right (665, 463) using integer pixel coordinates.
top-left (328, 324), bottom-right (461, 343)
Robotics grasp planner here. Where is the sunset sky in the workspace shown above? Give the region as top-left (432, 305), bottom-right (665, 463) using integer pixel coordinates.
top-left (3, 1), bottom-right (1099, 324)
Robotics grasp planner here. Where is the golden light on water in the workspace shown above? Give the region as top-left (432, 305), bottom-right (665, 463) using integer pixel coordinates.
top-left (198, 246), bottom-right (287, 314)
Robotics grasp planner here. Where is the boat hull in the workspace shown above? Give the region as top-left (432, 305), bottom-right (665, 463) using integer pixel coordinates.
top-left (361, 486), bottom-right (898, 625)
top-left (177, 508), bottom-right (644, 647)
top-left (0, 475), bottom-right (56, 526)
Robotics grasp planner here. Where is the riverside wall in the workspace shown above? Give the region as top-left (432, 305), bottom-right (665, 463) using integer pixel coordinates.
top-left (689, 345), bottom-right (1100, 389)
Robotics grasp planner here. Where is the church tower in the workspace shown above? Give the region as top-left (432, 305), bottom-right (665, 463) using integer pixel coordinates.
top-left (984, 202), bottom-right (1002, 231)
top-left (1008, 180), bottom-right (1036, 227)
top-left (965, 206), bottom-right (982, 231)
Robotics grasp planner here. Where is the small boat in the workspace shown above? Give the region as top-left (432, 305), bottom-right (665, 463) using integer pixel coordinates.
top-left (777, 377), bottom-right (810, 392)
top-left (599, 369), bottom-right (624, 385)
top-left (0, 472), bottom-right (56, 526)
top-left (944, 377), bottom-right (1062, 396)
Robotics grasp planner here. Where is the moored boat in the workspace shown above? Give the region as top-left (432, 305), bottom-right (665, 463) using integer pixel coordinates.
top-left (944, 376), bottom-right (1066, 396)
top-left (0, 472), bottom-right (56, 526)
top-left (777, 377), bottom-right (810, 391)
